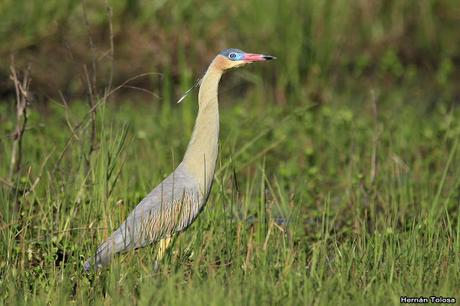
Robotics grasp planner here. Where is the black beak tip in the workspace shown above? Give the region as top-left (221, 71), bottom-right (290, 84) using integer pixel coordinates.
top-left (263, 55), bottom-right (276, 60)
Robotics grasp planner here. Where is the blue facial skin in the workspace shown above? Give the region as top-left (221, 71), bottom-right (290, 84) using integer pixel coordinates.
top-left (219, 48), bottom-right (245, 61)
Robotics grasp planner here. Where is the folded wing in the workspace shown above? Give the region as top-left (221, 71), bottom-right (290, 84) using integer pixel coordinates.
top-left (84, 163), bottom-right (202, 270)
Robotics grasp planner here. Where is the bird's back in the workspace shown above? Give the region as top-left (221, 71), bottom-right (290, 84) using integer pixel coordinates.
top-left (84, 163), bottom-right (203, 270)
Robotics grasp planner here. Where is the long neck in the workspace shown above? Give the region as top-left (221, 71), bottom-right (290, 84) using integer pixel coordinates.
top-left (182, 60), bottom-right (223, 195)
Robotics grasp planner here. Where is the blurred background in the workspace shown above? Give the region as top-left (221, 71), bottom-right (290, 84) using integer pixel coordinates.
top-left (1, 1), bottom-right (460, 303)
top-left (1, 0), bottom-right (459, 106)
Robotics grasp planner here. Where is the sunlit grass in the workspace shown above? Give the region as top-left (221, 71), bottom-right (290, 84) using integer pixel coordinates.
top-left (0, 89), bottom-right (459, 304)
top-left (0, 1), bottom-right (459, 304)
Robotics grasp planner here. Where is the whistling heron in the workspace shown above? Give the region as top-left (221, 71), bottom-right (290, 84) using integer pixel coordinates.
top-left (84, 48), bottom-right (275, 271)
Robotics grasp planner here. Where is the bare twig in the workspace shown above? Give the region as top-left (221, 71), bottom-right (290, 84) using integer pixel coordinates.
top-left (7, 58), bottom-right (32, 212)
top-left (58, 90), bottom-right (80, 141)
top-left (81, 0), bottom-right (97, 94)
top-left (104, 0), bottom-right (115, 97)
top-left (81, 0), bottom-right (99, 176)
top-left (24, 150), bottom-right (54, 197)
top-left (83, 64), bottom-right (97, 173)
top-left (122, 85), bottom-right (159, 97)
top-left (8, 59), bottom-right (31, 182)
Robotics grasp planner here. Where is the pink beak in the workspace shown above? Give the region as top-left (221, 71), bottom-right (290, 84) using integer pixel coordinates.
top-left (243, 53), bottom-right (276, 62)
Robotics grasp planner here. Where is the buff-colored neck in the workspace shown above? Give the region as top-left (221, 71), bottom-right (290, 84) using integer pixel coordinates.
top-left (182, 58), bottom-right (223, 195)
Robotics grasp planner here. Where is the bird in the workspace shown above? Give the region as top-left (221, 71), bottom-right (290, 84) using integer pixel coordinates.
top-left (84, 48), bottom-right (275, 271)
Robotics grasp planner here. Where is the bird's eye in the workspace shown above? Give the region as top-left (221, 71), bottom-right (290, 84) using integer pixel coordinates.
top-left (228, 52), bottom-right (237, 60)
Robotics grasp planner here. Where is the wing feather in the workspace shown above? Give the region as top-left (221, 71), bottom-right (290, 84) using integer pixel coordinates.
top-left (84, 163), bottom-right (203, 270)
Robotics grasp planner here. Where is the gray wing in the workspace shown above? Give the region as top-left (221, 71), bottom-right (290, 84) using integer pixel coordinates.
top-left (115, 162), bottom-right (202, 249)
top-left (85, 163), bottom-right (203, 270)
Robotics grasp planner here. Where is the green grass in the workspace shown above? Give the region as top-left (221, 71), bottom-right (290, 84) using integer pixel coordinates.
top-left (1, 85), bottom-right (459, 304)
top-left (0, 0), bottom-right (458, 101)
top-left (1, 0), bottom-right (460, 304)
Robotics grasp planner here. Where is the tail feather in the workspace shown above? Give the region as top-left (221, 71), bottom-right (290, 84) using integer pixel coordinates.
top-left (84, 231), bottom-right (126, 271)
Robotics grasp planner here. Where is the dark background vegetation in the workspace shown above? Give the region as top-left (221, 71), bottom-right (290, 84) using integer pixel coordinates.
top-left (1, 0), bottom-right (459, 105)
top-left (1, 1), bottom-right (460, 305)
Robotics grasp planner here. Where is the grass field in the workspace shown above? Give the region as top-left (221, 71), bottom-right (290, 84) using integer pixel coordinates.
top-left (1, 0), bottom-right (460, 305)
top-left (1, 88), bottom-right (459, 305)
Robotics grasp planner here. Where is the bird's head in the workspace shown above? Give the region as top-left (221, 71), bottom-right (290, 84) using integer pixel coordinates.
top-left (214, 48), bottom-right (276, 70)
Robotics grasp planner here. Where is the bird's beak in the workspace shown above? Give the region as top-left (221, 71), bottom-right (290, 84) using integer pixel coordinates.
top-left (243, 53), bottom-right (276, 62)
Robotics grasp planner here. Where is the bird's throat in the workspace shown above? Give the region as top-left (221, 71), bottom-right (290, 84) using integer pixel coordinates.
top-left (182, 62), bottom-right (223, 195)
